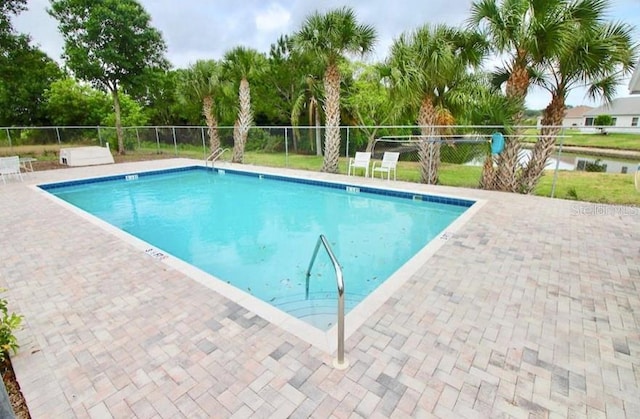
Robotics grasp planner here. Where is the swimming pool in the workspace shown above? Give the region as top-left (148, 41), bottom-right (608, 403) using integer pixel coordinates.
top-left (40, 166), bottom-right (474, 332)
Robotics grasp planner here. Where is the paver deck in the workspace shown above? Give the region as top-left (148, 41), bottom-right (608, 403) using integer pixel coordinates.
top-left (1, 159), bottom-right (638, 418)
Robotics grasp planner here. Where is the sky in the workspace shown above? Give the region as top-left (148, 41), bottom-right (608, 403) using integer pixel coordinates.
top-left (13, 0), bottom-right (640, 110)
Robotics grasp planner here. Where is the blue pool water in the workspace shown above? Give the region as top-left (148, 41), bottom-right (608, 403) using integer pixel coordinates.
top-left (42, 167), bottom-right (472, 330)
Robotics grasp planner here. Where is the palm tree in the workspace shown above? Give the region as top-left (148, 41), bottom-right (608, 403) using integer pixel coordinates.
top-left (468, 0), bottom-right (542, 191)
top-left (458, 73), bottom-right (520, 188)
top-left (182, 60), bottom-right (222, 152)
top-left (223, 46), bottom-right (266, 163)
top-left (520, 1), bottom-right (637, 193)
top-left (293, 7), bottom-right (377, 173)
top-left (468, 0), bottom-right (634, 193)
top-left (387, 24), bottom-right (487, 184)
top-left (291, 73), bottom-right (324, 154)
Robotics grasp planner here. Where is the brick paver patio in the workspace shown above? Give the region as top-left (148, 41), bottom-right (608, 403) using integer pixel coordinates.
top-left (1, 159), bottom-right (638, 418)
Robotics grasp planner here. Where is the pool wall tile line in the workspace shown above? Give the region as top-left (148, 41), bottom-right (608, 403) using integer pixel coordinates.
top-left (39, 164), bottom-right (475, 208)
top-left (37, 165), bottom-right (197, 190)
top-left (211, 167), bottom-right (475, 208)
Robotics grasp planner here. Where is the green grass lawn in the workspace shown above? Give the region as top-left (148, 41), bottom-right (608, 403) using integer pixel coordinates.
top-left (3, 144), bottom-right (638, 205)
top-left (522, 130), bottom-right (640, 151)
top-left (535, 171), bottom-right (640, 205)
top-left (241, 152), bottom-right (639, 205)
top-left (561, 132), bottom-right (640, 151)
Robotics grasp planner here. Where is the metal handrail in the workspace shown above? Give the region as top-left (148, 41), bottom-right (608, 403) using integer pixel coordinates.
top-left (205, 147), bottom-right (229, 167)
top-left (306, 234), bottom-right (347, 369)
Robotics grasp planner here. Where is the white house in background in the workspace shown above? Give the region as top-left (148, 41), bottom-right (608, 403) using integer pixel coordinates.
top-left (581, 96), bottom-right (640, 134)
top-left (629, 59), bottom-right (640, 94)
top-left (562, 105), bottom-right (593, 128)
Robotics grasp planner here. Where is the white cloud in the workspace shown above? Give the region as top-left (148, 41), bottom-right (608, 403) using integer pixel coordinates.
top-left (255, 3), bottom-right (291, 32)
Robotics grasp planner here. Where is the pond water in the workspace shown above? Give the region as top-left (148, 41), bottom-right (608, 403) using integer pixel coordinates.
top-left (467, 150), bottom-right (639, 174)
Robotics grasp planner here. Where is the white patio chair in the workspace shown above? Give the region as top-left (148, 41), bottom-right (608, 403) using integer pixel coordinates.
top-left (371, 152), bottom-right (400, 180)
top-left (0, 156), bottom-right (23, 184)
top-left (348, 152), bottom-right (371, 177)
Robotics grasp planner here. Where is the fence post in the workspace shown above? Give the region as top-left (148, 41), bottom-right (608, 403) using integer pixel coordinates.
top-left (428, 138), bottom-right (432, 185)
top-left (55, 127), bottom-right (61, 144)
top-left (201, 127), bottom-right (206, 160)
top-left (284, 127), bottom-right (289, 168)
top-left (172, 126), bottom-right (178, 156)
top-left (346, 126), bottom-right (350, 158)
top-left (6, 128), bottom-right (11, 150)
top-left (155, 127), bottom-right (160, 154)
top-left (135, 127), bottom-right (140, 150)
top-left (428, 133), bottom-right (434, 185)
top-left (97, 126), bottom-right (102, 146)
top-left (550, 126), bottom-right (565, 199)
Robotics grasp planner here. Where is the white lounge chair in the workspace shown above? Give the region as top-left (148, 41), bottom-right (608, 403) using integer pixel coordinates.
top-left (0, 156), bottom-right (23, 184)
top-left (348, 152), bottom-right (371, 177)
top-left (371, 152), bottom-right (400, 180)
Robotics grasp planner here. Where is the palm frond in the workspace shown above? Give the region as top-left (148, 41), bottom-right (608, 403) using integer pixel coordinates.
top-left (222, 46), bottom-right (267, 81)
top-left (586, 74), bottom-right (619, 104)
top-left (292, 7), bottom-right (377, 66)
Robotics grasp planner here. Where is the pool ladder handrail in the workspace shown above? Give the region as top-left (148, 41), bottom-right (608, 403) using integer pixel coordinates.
top-left (305, 234), bottom-right (348, 369)
top-left (205, 147), bottom-right (229, 168)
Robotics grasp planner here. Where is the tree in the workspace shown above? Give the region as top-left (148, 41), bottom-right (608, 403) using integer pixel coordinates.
top-left (294, 7), bottom-right (377, 173)
top-left (343, 62), bottom-right (393, 151)
top-left (258, 35), bottom-right (325, 153)
top-left (0, 0), bottom-right (26, 44)
top-left (456, 73), bottom-right (521, 188)
top-left (467, 0), bottom-right (634, 194)
top-left (290, 73), bottom-right (325, 155)
top-left (44, 77), bottom-right (111, 126)
top-left (469, 0), bottom-right (546, 191)
top-left (520, 0), bottom-right (637, 192)
top-left (100, 93), bottom-right (148, 128)
top-left (1, 1), bottom-right (62, 126)
top-left (222, 47), bottom-right (266, 163)
top-left (182, 60), bottom-right (223, 152)
top-left (256, 35), bottom-right (302, 126)
top-left (127, 69), bottom-right (187, 126)
top-left (387, 24), bottom-right (487, 183)
top-left (49, 0), bottom-right (168, 154)
top-left (0, 35), bottom-right (63, 126)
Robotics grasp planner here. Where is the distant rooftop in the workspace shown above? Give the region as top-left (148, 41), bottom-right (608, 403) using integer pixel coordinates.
top-left (583, 96), bottom-right (640, 116)
top-left (564, 105), bottom-right (593, 118)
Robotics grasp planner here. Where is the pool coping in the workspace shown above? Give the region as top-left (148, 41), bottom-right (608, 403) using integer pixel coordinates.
top-left (33, 162), bottom-right (486, 355)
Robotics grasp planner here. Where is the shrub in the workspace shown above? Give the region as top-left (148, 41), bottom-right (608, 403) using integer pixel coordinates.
top-left (594, 115), bottom-right (614, 135)
top-left (0, 290), bottom-right (22, 362)
top-left (246, 129), bottom-right (284, 152)
top-left (593, 114), bottom-right (613, 126)
top-left (585, 159), bottom-right (607, 172)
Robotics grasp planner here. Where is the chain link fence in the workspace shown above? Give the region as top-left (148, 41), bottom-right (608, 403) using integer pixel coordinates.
top-left (1, 124), bottom-right (638, 203)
